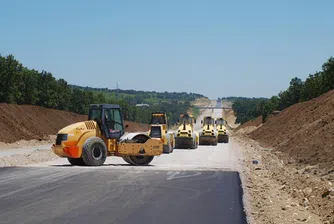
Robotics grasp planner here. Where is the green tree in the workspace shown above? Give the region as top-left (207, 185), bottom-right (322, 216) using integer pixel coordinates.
top-left (19, 69), bottom-right (39, 104)
top-left (37, 71), bottom-right (58, 108)
top-left (55, 79), bottom-right (71, 110)
top-left (0, 55), bottom-right (22, 103)
top-left (321, 57), bottom-right (334, 92)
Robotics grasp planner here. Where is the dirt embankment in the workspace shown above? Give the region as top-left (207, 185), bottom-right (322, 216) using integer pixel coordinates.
top-left (234, 90), bottom-right (334, 223)
top-left (250, 90), bottom-right (334, 171)
top-left (0, 103), bottom-right (149, 144)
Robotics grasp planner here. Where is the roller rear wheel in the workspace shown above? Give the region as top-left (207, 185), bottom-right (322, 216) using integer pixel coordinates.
top-left (67, 157), bottom-right (85, 166)
top-left (123, 156), bottom-right (132, 165)
top-left (128, 155), bottom-right (154, 166)
top-left (82, 137), bottom-right (107, 166)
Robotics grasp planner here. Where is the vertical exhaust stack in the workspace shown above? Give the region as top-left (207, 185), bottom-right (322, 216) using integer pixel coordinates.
top-left (183, 120), bottom-right (186, 130)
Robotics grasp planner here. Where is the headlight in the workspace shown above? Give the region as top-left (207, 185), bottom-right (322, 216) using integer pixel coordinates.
top-left (56, 134), bottom-right (68, 145)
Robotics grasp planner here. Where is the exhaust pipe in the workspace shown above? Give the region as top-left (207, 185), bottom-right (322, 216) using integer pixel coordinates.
top-left (183, 121), bottom-right (186, 130)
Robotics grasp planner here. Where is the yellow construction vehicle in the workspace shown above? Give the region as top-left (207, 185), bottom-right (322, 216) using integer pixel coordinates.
top-left (199, 115), bottom-right (218, 145)
top-left (51, 104), bottom-right (163, 166)
top-left (148, 112), bottom-right (175, 154)
top-left (215, 117), bottom-right (229, 143)
top-left (174, 113), bottom-right (199, 149)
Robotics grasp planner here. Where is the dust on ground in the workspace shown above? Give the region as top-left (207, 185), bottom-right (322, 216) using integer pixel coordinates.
top-left (234, 135), bottom-right (332, 224)
top-left (0, 148), bottom-right (59, 167)
top-left (0, 135), bottom-right (56, 150)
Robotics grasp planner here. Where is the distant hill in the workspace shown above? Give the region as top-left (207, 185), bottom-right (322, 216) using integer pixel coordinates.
top-left (0, 54), bottom-right (208, 125)
top-left (70, 84), bottom-right (206, 105)
top-left (221, 96), bottom-right (268, 102)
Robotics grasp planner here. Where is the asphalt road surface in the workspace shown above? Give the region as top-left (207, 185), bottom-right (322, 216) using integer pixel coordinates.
top-left (0, 106), bottom-right (247, 224)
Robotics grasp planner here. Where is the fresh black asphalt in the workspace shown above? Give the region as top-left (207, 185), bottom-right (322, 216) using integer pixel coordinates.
top-left (0, 167), bottom-right (247, 224)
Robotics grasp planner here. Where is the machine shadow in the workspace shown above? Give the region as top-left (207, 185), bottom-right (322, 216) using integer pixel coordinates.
top-left (48, 163), bottom-right (154, 167)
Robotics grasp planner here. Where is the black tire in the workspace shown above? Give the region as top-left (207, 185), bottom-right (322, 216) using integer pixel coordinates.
top-left (67, 157), bottom-right (85, 166)
top-left (225, 137), bottom-right (229, 143)
top-left (128, 155), bottom-right (154, 166)
top-left (82, 137), bottom-right (107, 166)
top-left (199, 137), bottom-right (203, 145)
top-left (212, 139), bottom-right (218, 146)
top-left (190, 139), bottom-right (196, 149)
top-left (123, 156), bottom-right (132, 165)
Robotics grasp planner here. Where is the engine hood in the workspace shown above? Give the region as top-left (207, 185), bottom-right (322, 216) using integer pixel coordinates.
top-left (57, 121), bottom-right (96, 140)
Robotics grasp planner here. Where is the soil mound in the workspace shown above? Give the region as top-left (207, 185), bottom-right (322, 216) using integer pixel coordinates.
top-left (235, 116), bottom-right (262, 132)
top-left (0, 104), bottom-right (148, 143)
top-left (249, 90), bottom-right (334, 170)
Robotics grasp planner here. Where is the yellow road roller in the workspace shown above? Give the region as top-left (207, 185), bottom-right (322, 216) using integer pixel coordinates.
top-left (215, 117), bottom-right (229, 143)
top-left (174, 113), bottom-right (199, 149)
top-left (199, 116), bottom-right (218, 146)
top-left (148, 112), bottom-right (175, 154)
top-left (52, 104), bottom-right (163, 166)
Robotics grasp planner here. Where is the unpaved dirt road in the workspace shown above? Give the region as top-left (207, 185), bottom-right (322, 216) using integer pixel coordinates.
top-left (0, 106), bottom-right (247, 224)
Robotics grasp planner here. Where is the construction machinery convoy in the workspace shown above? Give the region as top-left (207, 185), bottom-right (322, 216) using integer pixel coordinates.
top-left (52, 103), bottom-right (229, 167)
top-left (199, 115), bottom-right (218, 145)
top-left (148, 112), bottom-right (175, 153)
top-left (52, 104), bottom-right (164, 166)
top-left (174, 113), bottom-right (199, 149)
top-left (215, 117), bottom-right (229, 143)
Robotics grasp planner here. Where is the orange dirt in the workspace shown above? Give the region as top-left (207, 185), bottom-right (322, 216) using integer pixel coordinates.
top-left (235, 116), bottom-right (262, 132)
top-left (0, 103), bottom-right (149, 143)
top-left (249, 90), bottom-right (334, 171)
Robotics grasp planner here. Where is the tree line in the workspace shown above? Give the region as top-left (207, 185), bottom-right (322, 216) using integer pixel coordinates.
top-left (0, 54), bottom-right (206, 124)
top-left (231, 56), bottom-right (334, 124)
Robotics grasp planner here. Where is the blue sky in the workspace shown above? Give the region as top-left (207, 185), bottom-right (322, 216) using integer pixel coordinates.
top-left (1, 0), bottom-right (333, 99)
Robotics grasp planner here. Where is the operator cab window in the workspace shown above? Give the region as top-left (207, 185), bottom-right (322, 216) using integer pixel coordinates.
top-left (217, 119), bottom-right (225, 125)
top-left (88, 109), bottom-right (101, 121)
top-left (151, 115), bottom-right (166, 124)
top-left (205, 117), bottom-right (213, 125)
top-left (105, 108), bottom-right (124, 133)
top-left (181, 116), bottom-right (191, 125)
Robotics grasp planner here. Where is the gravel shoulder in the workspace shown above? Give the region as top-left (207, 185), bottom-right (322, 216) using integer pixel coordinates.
top-left (0, 136), bottom-right (59, 167)
top-left (233, 134), bottom-right (333, 224)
